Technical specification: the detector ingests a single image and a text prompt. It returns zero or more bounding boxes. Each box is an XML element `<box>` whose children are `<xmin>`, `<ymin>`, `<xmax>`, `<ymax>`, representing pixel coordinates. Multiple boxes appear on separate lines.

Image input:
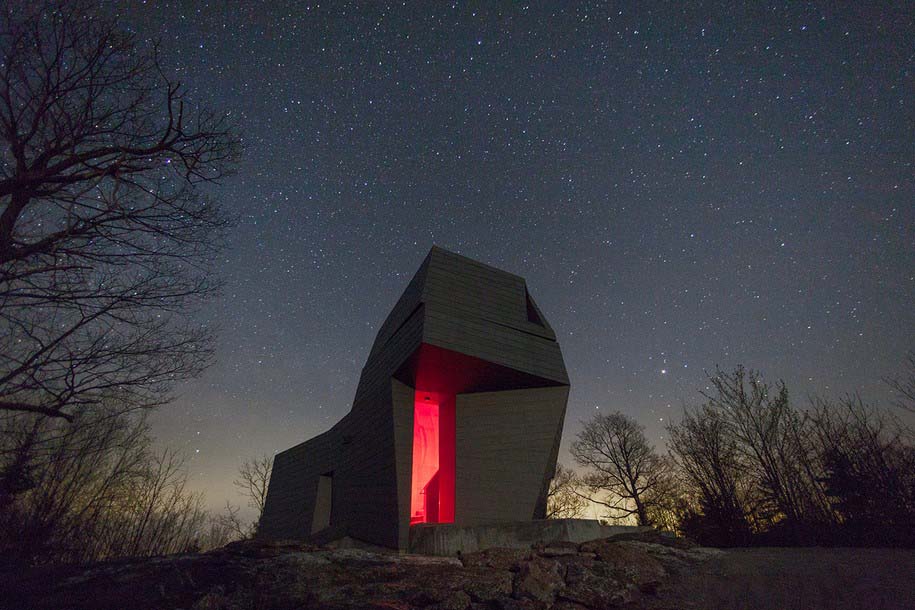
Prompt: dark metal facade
<box><xmin>259</xmin><ymin>247</ymin><xmax>570</xmax><ymax>549</ymax></box>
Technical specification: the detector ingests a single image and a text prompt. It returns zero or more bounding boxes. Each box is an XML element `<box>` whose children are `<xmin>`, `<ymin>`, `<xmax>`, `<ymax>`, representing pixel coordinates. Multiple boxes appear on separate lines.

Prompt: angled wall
<box><xmin>455</xmin><ymin>386</ymin><xmax>569</xmax><ymax>525</ymax></box>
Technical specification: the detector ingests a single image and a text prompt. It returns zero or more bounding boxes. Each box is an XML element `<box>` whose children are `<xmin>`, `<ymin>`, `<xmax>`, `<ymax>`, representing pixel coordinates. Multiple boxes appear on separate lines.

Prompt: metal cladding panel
<box><xmin>454</xmin><ymin>386</ymin><xmax>570</xmax><ymax>526</ymax></box>
<box><xmin>352</xmin><ymin>306</ymin><xmax>424</xmax><ymax>405</ymax></box>
<box><xmin>420</xmin><ymin>248</ymin><xmax>556</xmax><ymax>340</ymax></box>
<box><xmin>367</xmin><ymin>253</ymin><xmax>431</xmax><ymax>360</ymax></box>
<box><xmin>258</xmin><ymin>451</ymin><xmax>307</xmax><ymax>539</ymax></box>
<box><xmin>366</xmin><ymin>246</ymin><xmax>567</xmax><ymax>393</ymax></box>
<box><xmin>334</xmin><ymin>384</ymin><xmax>400</xmax><ymax>548</ymax></box>
<box><xmin>259</xmin><ymin>424</ymin><xmax>342</xmax><ymax>538</ymax></box>
<box><xmin>391</xmin><ymin>378</ymin><xmax>415</xmax><ymax>550</ymax></box>
<box><xmin>422</xmin><ymin>307</ymin><xmax>568</xmax><ymax>385</ymax></box>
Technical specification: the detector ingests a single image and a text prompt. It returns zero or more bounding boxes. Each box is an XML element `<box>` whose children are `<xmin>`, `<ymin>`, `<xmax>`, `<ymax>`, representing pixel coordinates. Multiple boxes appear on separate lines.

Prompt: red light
<box><xmin>410</xmin><ymin>391</ymin><xmax>454</xmax><ymax>524</ymax></box>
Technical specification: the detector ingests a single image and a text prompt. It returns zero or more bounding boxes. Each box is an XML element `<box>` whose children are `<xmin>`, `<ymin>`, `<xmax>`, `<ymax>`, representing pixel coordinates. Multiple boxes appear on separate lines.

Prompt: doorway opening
<box><xmin>410</xmin><ymin>391</ymin><xmax>454</xmax><ymax>524</ymax></box>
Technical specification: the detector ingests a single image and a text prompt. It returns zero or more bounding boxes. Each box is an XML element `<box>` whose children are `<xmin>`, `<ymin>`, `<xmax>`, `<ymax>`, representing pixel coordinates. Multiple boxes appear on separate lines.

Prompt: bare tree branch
<box><xmin>546</xmin><ymin>462</ymin><xmax>587</xmax><ymax>519</ymax></box>
<box><xmin>571</xmin><ymin>410</ymin><xmax>669</xmax><ymax>526</ymax></box>
<box><xmin>885</xmin><ymin>350</ymin><xmax>915</xmax><ymax>413</ymax></box>
<box><xmin>0</xmin><ymin>1</ymin><xmax>241</xmax><ymax>420</ymax></box>
<box><xmin>234</xmin><ymin>453</ymin><xmax>272</xmax><ymax>530</ymax></box>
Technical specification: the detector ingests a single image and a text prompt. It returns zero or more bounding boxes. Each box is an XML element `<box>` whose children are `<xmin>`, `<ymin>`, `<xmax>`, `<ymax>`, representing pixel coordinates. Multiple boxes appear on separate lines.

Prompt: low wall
<box><xmin>409</xmin><ymin>519</ymin><xmax>651</xmax><ymax>556</ymax></box>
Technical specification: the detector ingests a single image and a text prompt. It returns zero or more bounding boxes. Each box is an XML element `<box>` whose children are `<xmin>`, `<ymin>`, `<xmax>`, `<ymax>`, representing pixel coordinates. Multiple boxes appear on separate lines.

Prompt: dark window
<box><xmin>525</xmin><ymin>290</ymin><xmax>544</xmax><ymax>326</ymax></box>
<box><xmin>311</xmin><ymin>473</ymin><xmax>333</xmax><ymax>533</ymax></box>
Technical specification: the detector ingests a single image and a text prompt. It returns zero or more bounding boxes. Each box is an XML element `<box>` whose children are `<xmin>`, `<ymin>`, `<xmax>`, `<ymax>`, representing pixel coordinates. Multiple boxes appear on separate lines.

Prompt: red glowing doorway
<box><xmin>410</xmin><ymin>391</ymin><xmax>455</xmax><ymax>524</ymax></box>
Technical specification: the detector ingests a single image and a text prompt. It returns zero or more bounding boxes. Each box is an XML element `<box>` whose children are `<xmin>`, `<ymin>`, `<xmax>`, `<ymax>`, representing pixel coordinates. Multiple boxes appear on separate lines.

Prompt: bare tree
<box><xmin>120</xmin><ymin>447</ymin><xmax>206</xmax><ymax>558</ymax></box>
<box><xmin>641</xmin><ymin>469</ymin><xmax>689</xmax><ymax>534</ymax></box>
<box><xmin>886</xmin><ymin>350</ymin><xmax>915</xmax><ymax>413</ymax></box>
<box><xmin>198</xmin><ymin>502</ymin><xmax>247</xmax><ymax>551</ymax></box>
<box><xmin>0</xmin><ymin>405</ymin><xmax>216</xmax><ymax>566</ymax></box>
<box><xmin>702</xmin><ymin>367</ymin><xmax>833</xmax><ymax>531</ymax></box>
<box><xmin>808</xmin><ymin>395</ymin><xmax>915</xmax><ymax>534</ymax></box>
<box><xmin>667</xmin><ymin>404</ymin><xmax>753</xmax><ymax>542</ymax></box>
<box><xmin>0</xmin><ymin>1</ymin><xmax>240</xmax><ymax>421</ymax></box>
<box><xmin>214</xmin><ymin>501</ymin><xmax>248</xmax><ymax>540</ymax></box>
<box><xmin>546</xmin><ymin>462</ymin><xmax>587</xmax><ymax>519</ymax></box>
<box><xmin>234</xmin><ymin>454</ymin><xmax>273</xmax><ymax>528</ymax></box>
<box><xmin>660</xmin><ymin>365</ymin><xmax>915</xmax><ymax>545</ymax></box>
<box><xmin>0</xmin><ymin>405</ymin><xmax>149</xmax><ymax>564</ymax></box>
<box><xmin>571</xmin><ymin>411</ymin><xmax>669</xmax><ymax>526</ymax></box>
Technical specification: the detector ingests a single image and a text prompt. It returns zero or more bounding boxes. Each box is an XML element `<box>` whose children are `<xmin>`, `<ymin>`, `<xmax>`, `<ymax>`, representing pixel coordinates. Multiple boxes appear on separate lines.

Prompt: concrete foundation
<box><xmin>409</xmin><ymin>519</ymin><xmax>651</xmax><ymax>556</ymax></box>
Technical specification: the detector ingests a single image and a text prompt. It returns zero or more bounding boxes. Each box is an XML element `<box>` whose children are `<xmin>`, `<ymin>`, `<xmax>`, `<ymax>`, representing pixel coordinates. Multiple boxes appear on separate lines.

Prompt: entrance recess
<box><xmin>410</xmin><ymin>391</ymin><xmax>455</xmax><ymax>524</ymax></box>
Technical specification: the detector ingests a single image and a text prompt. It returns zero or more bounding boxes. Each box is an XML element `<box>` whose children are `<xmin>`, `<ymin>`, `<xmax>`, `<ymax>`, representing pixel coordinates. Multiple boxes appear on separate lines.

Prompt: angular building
<box><xmin>259</xmin><ymin>246</ymin><xmax>570</xmax><ymax>550</ymax></box>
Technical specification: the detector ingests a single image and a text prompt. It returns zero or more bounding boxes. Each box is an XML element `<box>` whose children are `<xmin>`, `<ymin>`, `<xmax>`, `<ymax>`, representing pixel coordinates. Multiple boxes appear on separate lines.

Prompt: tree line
<box><xmin>0</xmin><ymin>401</ymin><xmax>273</xmax><ymax>567</ymax></box>
<box><xmin>549</xmin><ymin>359</ymin><xmax>915</xmax><ymax>547</ymax></box>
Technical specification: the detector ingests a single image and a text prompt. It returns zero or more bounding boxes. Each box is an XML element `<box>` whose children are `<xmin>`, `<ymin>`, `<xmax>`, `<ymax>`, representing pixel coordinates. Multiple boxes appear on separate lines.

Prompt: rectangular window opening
<box><xmin>311</xmin><ymin>473</ymin><xmax>333</xmax><ymax>533</ymax></box>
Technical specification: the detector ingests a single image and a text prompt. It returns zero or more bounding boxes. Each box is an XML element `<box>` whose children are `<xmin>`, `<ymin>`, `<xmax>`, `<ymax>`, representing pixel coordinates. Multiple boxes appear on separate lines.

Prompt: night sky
<box><xmin>120</xmin><ymin>2</ymin><xmax>914</xmax><ymax>514</ymax></box>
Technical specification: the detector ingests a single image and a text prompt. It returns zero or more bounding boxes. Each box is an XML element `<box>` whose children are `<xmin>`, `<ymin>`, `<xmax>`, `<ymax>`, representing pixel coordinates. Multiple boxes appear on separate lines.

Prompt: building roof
<box><xmin>368</xmin><ymin>246</ymin><xmax>569</xmax><ymax>387</ymax></box>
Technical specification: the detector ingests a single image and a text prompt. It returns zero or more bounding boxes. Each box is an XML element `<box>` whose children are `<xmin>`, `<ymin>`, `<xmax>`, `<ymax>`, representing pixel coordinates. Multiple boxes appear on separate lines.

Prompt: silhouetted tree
<box><xmin>234</xmin><ymin>453</ymin><xmax>273</xmax><ymax>533</ymax></box>
<box><xmin>808</xmin><ymin>395</ymin><xmax>915</xmax><ymax>545</ymax></box>
<box><xmin>0</xmin><ymin>405</ymin><xmax>216</xmax><ymax>566</ymax></box>
<box><xmin>571</xmin><ymin>411</ymin><xmax>669</xmax><ymax>526</ymax></box>
<box><xmin>203</xmin><ymin>502</ymin><xmax>248</xmax><ymax>549</ymax></box>
<box><xmin>546</xmin><ymin>462</ymin><xmax>587</xmax><ymax>519</ymax></box>
<box><xmin>121</xmin><ymin>447</ymin><xmax>206</xmax><ymax>558</ymax></box>
<box><xmin>886</xmin><ymin>350</ymin><xmax>915</xmax><ymax>413</ymax></box>
<box><xmin>667</xmin><ymin>404</ymin><xmax>753</xmax><ymax>545</ymax></box>
<box><xmin>703</xmin><ymin>367</ymin><xmax>833</xmax><ymax>538</ymax></box>
<box><xmin>0</xmin><ymin>0</ymin><xmax>240</xmax><ymax>421</ymax></box>
<box><xmin>663</xmin><ymin>366</ymin><xmax>915</xmax><ymax>546</ymax></box>
<box><xmin>640</xmin><ymin>457</ymin><xmax>687</xmax><ymax>533</ymax></box>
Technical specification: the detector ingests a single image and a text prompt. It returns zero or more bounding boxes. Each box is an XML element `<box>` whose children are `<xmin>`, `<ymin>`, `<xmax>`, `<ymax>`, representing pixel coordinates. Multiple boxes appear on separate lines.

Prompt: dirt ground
<box><xmin>643</xmin><ymin>547</ymin><xmax>915</xmax><ymax>610</ymax></box>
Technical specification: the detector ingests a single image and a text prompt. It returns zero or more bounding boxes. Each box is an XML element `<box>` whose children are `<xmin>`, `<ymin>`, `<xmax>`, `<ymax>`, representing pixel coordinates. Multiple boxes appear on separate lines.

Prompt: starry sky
<box><xmin>119</xmin><ymin>2</ymin><xmax>914</xmax><ymax>514</ymax></box>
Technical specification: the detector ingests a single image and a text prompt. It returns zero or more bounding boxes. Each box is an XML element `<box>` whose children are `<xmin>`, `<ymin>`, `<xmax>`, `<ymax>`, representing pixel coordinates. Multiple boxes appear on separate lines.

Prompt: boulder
<box><xmin>459</xmin><ymin>568</ymin><xmax>514</xmax><ymax>603</ymax></box>
<box><xmin>460</xmin><ymin>547</ymin><xmax>531</xmax><ymax>571</ymax></box>
<box><xmin>578</xmin><ymin>538</ymin><xmax>667</xmax><ymax>590</ymax></box>
<box><xmin>535</xmin><ymin>541</ymin><xmax>580</xmax><ymax>558</ymax></box>
<box><xmin>560</xmin><ymin>560</ymin><xmax>633</xmax><ymax>608</ymax></box>
<box><xmin>512</xmin><ymin>557</ymin><xmax>564</xmax><ymax>602</ymax></box>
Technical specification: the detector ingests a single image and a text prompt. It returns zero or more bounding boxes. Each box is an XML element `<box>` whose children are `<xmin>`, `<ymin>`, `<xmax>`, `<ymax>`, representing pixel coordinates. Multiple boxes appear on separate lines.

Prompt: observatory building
<box><xmin>259</xmin><ymin>246</ymin><xmax>570</xmax><ymax>550</ymax></box>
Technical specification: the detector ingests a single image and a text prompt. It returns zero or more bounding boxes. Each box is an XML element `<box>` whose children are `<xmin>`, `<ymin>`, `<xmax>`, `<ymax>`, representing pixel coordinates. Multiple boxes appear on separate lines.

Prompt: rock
<box><xmin>612</xmin><ymin>540</ymin><xmax>722</xmax><ymax>576</ymax></box>
<box><xmin>557</xmin><ymin>541</ymin><xmax>670</xmax><ymax>608</ymax></box>
<box><xmin>494</xmin><ymin>598</ymin><xmax>551</xmax><ymax>609</ymax></box>
<box><xmin>460</xmin><ymin>568</ymin><xmax>514</xmax><ymax>603</ymax></box>
<box><xmin>551</xmin><ymin>602</ymin><xmax>592</xmax><ymax>610</ymax></box>
<box><xmin>578</xmin><ymin>538</ymin><xmax>667</xmax><ymax>590</ymax></box>
<box><xmin>512</xmin><ymin>557</ymin><xmax>564</xmax><ymax>602</ymax></box>
<box><xmin>535</xmin><ymin>541</ymin><xmax>579</xmax><ymax>558</ymax></box>
<box><xmin>560</xmin><ymin>560</ymin><xmax>633</xmax><ymax>608</ymax></box>
<box><xmin>553</xmin><ymin>552</ymin><xmax>595</xmax><ymax>574</ymax></box>
<box><xmin>587</xmin><ymin>529</ymin><xmax>695</xmax><ymax>550</ymax></box>
<box><xmin>191</xmin><ymin>586</ymin><xmax>243</xmax><ymax>610</ymax></box>
<box><xmin>4</xmin><ymin>534</ymin><xmax>711</xmax><ymax>610</ymax></box>
<box><xmin>212</xmin><ymin>537</ymin><xmax>321</xmax><ymax>559</ymax></box>
<box><xmin>460</xmin><ymin>547</ymin><xmax>531</xmax><ymax>571</ymax></box>
<box><xmin>427</xmin><ymin>590</ymin><xmax>472</xmax><ymax>610</ymax></box>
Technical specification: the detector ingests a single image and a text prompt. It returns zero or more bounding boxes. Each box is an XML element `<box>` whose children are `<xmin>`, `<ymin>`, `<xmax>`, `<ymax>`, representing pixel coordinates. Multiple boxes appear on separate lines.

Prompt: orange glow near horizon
<box><xmin>410</xmin><ymin>391</ymin><xmax>455</xmax><ymax>525</ymax></box>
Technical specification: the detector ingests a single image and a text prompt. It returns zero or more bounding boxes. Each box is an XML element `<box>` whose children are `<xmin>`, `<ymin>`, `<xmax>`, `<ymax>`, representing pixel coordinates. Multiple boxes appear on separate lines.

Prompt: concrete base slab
<box><xmin>409</xmin><ymin>519</ymin><xmax>651</xmax><ymax>556</ymax></box>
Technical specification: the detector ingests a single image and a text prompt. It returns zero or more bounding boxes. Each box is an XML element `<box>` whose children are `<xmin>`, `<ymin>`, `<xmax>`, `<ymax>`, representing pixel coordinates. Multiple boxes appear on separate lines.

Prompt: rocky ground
<box><xmin>2</xmin><ymin>531</ymin><xmax>913</xmax><ymax>610</ymax></box>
